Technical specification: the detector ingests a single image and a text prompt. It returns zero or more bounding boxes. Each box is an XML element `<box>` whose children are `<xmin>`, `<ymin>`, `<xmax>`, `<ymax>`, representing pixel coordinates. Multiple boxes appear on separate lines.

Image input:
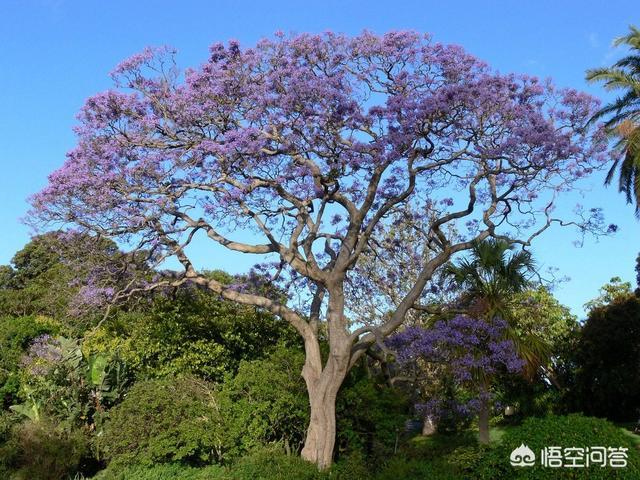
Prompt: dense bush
<box><xmin>226</xmin><ymin>447</ymin><xmax>325</xmax><ymax>480</ymax></box>
<box><xmin>373</xmin><ymin>431</ymin><xmax>480</xmax><ymax>480</ymax></box>
<box><xmin>219</xmin><ymin>345</ymin><xmax>309</xmax><ymax>457</ymax></box>
<box><xmin>0</xmin><ymin>419</ymin><xmax>89</xmax><ymax>480</ymax></box>
<box><xmin>0</xmin><ymin>233</ymin><xmax>136</xmax><ymax>328</ymax></box>
<box><xmin>93</xmin><ymin>463</ymin><xmax>225</xmax><ymax>480</ymax></box>
<box><xmin>572</xmin><ymin>295</ymin><xmax>640</xmax><ymax>421</ymax></box>
<box><xmin>0</xmin><ymin>316</ymin><xmax>58</xmax><ymax>408</ymax></box>
<box><xmin>84</xmin><ymin>281</ymin><xmax>298</xmax><ymax>383</ymax></box>
<box><xmin>0</xmin><ymin>411</ymin><xmax>19</xmax><ymax>478</ymax></box>
<box><xmin>375</xmin><ymin>457</ymin><xmax>463</xmax><ymax>480</ymax></box>
<box><xmin>474</xmin><ymin>414</ymin><xmax>640</xmax><ymax>479</ymax></box>
<box><xmin>99</xmin><ymin>376</ymin><xmax>225</xmax><ymax>467</ymax></box>
<box><xmin>219</xmin><ymin>345</ymin><xmax>410</xmax><ymax>460</ymax></box>
<box><xmin>336</xmin><ymin>366</ymin><xmax>410</xmax><ymax>459</ymax></box>
<box><xmin>497</xmin><ymin>375</ymin><xmax>566</xmax><ymax>420</ymax></box>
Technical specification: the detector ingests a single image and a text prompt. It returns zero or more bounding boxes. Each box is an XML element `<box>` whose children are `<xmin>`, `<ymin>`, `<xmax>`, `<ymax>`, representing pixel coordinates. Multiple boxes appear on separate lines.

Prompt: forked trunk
<box><xmin>299</xmin><ymin>284</ymin><xmax>353</xmax><ymax>470</ymax></box>
<box><xmin>300</xmin><ymin>330</ymin><xmax>351</xmax><ymax>469</ymax></box>
<box><xmin>300</xmin><ymin>377</ymin><xmax>342</xmax><ymax>470</ymax></box>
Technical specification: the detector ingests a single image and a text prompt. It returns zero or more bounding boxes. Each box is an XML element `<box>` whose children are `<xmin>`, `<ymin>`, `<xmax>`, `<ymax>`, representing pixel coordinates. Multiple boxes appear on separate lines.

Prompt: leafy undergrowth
<box><xmin>89</xmin><ymin>416</ymin><xmax>640</xmax><ymax>480</ymax></box>
<box><xmin>376</xmin><ymin>416</ymin><xmax>640</xmax><ymax>480</ymax></box>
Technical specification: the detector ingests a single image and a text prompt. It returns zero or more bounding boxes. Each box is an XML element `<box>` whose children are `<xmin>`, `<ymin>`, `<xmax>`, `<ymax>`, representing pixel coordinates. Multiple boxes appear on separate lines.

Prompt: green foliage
<box><xmin>327</xmin><ymin>452</ymin><xmax>370</xmax><ymax>480</ymax></box>
<box><xmin>92</xmin><ymin>463</ymin><xmax>225</xmax><ymax>480</ymax></box>
<box><xmin>99</xmin><ymin>376</ymin><xmax>225</xmax><ymax>467</ymax></box>
<box><xmin>373</xmin><ymin>432</ymin><xmax>483</xmax><ymax>480</ymax></box>
<box><xmin>90</xmin><ymin>453</ymin><xmax>372</xmax><ymax>480</ymax></box>
<box><xmin>11</xmin><ymin>336</ymin><xmax>131</xmax><ymax>431</ymax></box>
<box><xmin>584</xmin><ymin>277</ymin><xmax>634</xmax><ymax>312</ymax></box>
<box><xmin>474</xmin><ymin>414</ymin><xmax>640</xmax><ymax>479</ymax></box>
<box><xmin>0</xmin><ymin>411</ymin><xmax>19</xmax><ymax>478</ymax></box>
<box><xmin>497</xmin><ymin>285</ymin><xmax>579</xmax><ymax>419</ymax></box>
<box><xmin>0</xmin><ymin>316</ymin><xmax>58</xmax><ymax>408</ymax></box>
<box><xmin>218</xmin><ymin>345</ymin><xmax>408</xmax><ymax>460</ymax></box>
<box><xmin>636</xmin><ymin>252</ymin><xmax>640</xmax><ymax>294</ymax></box>
<box><xmin>444</xmin><ymin>238</ymin><xmax>536</xmax><ymax>318</ymax></box>
<box><xmin>510</xmin><ymin>287</ymin><xmax>578</xmax><ymax>354</ymax></box>
<box><xmin>375</xmin><ymin>457</ymin><xmax>463</xmax><ymax>480</ymax></box>
<box><xmin>84</xmin><ymin>284</ymin><xmax>298</xmax><ymax>382</ymax></box>
<box><xmin>336</xmin><ymin>366</ymin><xmax>410</xmax><ymax>459</ymax></box>
<box><xmin>586</xmin><ymin>25</ymin><xmax>640</xmax><ymax>212</ymax></box>
<box><xmin>0</xmin><ymin>232</ymin><xmax>143</xmax><ymax>330</ymax></box>
<box><xmin>0</xmin><ymin>419</ymin><xmax>89</xmax><ymax>480</ymax></box>
<box><xmin>0</xmin><ymin>233</ymin><xmax>79</xmax><ymax>319</ymax></box>
<box><xmin>226</xmin><ymin>447</ymin><xmax>324</xmax><ymax>480</ymax></box>
<box><xmin>496</xmin><ymin>376</ymin><xmax>565</xmax><ymax>420</ymax></box>
<box><xmin>0</xmin><ymin>265</ymin><xmax>14</xmax><ymax>290</ymax></box>
<box><xmin>219</xmin><ymin>345</ymin><xmax>309</xmax><ymax>457</ymax></box>
<box><xmin>572</xmin><ymin>295</ymin><xmax>640</xmax><ymax>421</ymax></box>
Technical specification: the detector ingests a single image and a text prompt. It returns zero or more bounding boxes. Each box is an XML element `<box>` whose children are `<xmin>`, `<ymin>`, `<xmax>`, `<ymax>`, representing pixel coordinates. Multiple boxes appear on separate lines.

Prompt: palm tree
<box><xmin>586</xmin><ymin>25</ymin><xmax>640</xmax><ymax>215</ymax></box>
<box><xmin>445</xmin><ymin>239</ymin><xmax>535</xmax><ymax>319</ymax></box>
<box><xmin>445</xmin><ymin>239</ymin><xmax>549</xmax><ymax>444</ymax></box>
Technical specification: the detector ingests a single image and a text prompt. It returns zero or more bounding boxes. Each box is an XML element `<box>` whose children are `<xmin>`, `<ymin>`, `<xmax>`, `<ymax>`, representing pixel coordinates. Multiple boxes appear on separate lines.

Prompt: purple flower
<box><xmin>21</xmin><ymin>335</ymin><xmax>63</xmax><ymax>376</ymax></box>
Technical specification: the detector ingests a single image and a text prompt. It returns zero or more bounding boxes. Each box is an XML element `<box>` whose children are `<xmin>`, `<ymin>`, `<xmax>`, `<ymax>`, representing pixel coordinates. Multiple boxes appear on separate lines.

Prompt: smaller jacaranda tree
<box><xmin>389</xmin><ymin>315</ymin><xmax>524</xmax><ymax>441</ymax></box>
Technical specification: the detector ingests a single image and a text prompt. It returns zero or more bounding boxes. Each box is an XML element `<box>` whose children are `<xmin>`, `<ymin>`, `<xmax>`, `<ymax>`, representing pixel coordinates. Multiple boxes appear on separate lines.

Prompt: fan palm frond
<box><xmin>587</xmin><ymin>25</ymin><xmax>640</xmax><ymax>215</ymax></box>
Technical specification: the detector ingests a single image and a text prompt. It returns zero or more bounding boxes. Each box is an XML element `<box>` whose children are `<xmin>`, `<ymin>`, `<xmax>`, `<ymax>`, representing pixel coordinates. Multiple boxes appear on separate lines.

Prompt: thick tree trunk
<box><xmin>300</xmin><ymin>351</ymin><xmax>351</xmax><ymax>469</ymax></box>
<box><xmin>300</xmin><ymin>288</ymin><xmax>351</xmax><ymax>470</ymax></box>
<box><xmin>300</xmin><ymin>377</ymin><xmax>341</xmax><ymax>469</ymax></box>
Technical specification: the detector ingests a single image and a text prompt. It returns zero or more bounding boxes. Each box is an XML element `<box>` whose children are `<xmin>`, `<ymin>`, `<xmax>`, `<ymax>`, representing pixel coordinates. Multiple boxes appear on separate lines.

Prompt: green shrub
<box><xmin>474</xmin><ymin>414</ymin><xmax>640</xmax><ymax>479</ymax></box>
<box><xmin>219</xmin><ymin>346</ymin><xmax>409</xmax><ymax>461</ymax></box>
<box><xmin>92</xmin><ymin>463</ymin><xmax>226</xmax><ymax>480</ymax></box>
<box><xmin>0</xmin><ymin>315</ymin><xmax>58</xmax><ymax>408</ymax></box>
<box><xmin>572</xmin><ymin>295</ymin><xmax>640</xmax><ymax>421</ymax></box>
<box><xmin>373</xmin><ymin>432</ymin><xmax>479</xmax><ymax>480</ymax></box>
<box><xmin>92</xmin><ymin>453</ymin><xmax>374</xmax><ymax>480</ymax></box>
<box><xmin>0</xmin><ymin>419</ymin><xmax>89</xmax><ymax>480</ymax></box>
<box><xmin>219</xmin><ymin>345</ymin><xmax>309</xmax><ymax>457</ymax></box>
<box><xmin>0</xmin><ymin>412</ymin><xmax>20</xmax><ymax>479</ymax></box>
<box><xmin>374</xmin><ymin>457</ymin><xmax>463</xmax><ymax>480</ymax></box>
<box><xmin>226</xmin><ymin>447</ymin><xmax>325</xmax><ymax>480</ymax></box>
<box><xmin>328</xmin><ymin>452</ymin><xmax>372</xmax><ymax>480</ymax></box>
<box><xmin>336</xmin><ymin>367</ymin><xmax>410</xmax><ymax>459</ymax></box>
<box><xmin>84</xmin><ymin>280</ymin><xmax>299</xmax><ymax>383</ymax></box>
<box><xmin>99</xmin><ymin>376</ymin><xmax>226</xmax><ymax>466</ymax></box>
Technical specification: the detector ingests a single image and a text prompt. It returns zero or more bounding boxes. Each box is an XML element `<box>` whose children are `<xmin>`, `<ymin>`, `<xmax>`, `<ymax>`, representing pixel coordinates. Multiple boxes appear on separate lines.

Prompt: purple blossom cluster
<box><xmin>20</xmin><ymin>334</ymin><xmax>63</xmax><ymax>377</ymax></box>
<box><xmin>30</xmin><ymin>31</ymin><xmax>608</xmax><ymax>238</ymax></box>
<box><xmin>390</xmin><ymin>315</ymin><xmax>524</xmax><ymax>380</ymax></box>
<box><xmin>389</xmin><ymin>315</ymin><xmax>524</xmax><ymax>420</ymax></box>
<box><xmin>68</xmin><ymin>285</ymin><xmax>115</xmax><ymax>315</ymax></box>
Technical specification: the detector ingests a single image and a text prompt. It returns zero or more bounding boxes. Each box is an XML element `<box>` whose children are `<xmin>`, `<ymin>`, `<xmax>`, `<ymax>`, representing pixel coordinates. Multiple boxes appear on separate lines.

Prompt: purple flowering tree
<box><xmin>30</xmin><ymin>32</ymin><xmax>609</xmax><ymax>468</ymax></box>
<box><xmin>389</xmin><ymin>315</ymin><xmax>524</xmax><ymax>439</ymax></box>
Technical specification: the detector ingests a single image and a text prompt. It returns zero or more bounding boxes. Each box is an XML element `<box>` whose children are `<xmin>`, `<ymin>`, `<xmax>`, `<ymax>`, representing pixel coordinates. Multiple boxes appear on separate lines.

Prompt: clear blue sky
<box><xmin>0</xmin><ymin>0</ymin><xmax>638</xmax><ymax>318</ymax></box>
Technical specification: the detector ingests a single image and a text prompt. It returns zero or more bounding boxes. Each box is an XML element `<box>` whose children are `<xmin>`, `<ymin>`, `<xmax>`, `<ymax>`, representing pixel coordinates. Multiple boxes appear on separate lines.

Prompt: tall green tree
<box><xmin>573</xmin><ymin>294</ymin><xmax>640</xmax><ymax>421</ymax></box>
<box><xmin>587</xmin><ymin>25</ymin><xmax>640</xmax><ymax>214</ymax></box>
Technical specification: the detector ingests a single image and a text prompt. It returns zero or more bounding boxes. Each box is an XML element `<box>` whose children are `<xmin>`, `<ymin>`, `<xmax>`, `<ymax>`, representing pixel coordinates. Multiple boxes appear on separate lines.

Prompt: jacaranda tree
<box><xmin>389</xmin><ymin>315</ymin><xmax>524</xmax><ymax>440</ymax></box>
<box><xmin>30</xmin><ymin>31</ymin><xmax>609</xmax><ymax>468</ymax></box>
